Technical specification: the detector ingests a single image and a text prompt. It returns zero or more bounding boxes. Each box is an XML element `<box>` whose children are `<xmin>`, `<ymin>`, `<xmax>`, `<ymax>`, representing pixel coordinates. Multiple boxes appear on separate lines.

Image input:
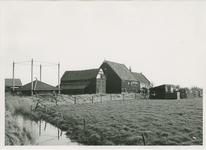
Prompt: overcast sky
<box><xmin>1</xmin><ymin>1</ymin><xmax>206</xmax><ymax>88</ymax></box>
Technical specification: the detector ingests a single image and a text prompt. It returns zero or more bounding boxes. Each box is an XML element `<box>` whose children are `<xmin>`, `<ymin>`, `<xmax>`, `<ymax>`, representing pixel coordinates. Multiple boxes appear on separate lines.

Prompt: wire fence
<box><xmin>32</xmin><ymin>93</ymin><xmax>147</xmax><ymax>106</ymax></box>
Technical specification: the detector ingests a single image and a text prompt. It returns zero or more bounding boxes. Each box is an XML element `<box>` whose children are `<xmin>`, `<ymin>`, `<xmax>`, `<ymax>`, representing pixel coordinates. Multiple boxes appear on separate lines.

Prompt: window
<box><xmin>165</xmin><ymin>86</ymin><xmax>168</xmax><ymax>92</ymax></box>
<box><xmin>171</xmin><ymin>87</ymin><xmax>174</xmax><ymax>93</ymax></box>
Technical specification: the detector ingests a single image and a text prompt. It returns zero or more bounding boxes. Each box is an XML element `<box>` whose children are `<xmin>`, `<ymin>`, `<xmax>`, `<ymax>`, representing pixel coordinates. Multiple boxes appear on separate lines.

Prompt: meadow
<box><xmin>5</xmin><ymin>93</ymin><xmax>203</xmax><ymax>145</ymax></box>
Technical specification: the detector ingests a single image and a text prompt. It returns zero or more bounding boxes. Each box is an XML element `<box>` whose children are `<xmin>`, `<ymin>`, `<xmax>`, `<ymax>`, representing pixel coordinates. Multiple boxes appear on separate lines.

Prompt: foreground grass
<box><xmin>5</xmin><ymin>110</ymin><xmax>36</xmax><ymax>145</ymax></box>
<box><xmin>5</xmin><ymin>93</ymin><xmax>203</xmax><ymax>145</ymax></box>
<box><xmin>5</xmin><ymin>93</ymin><xmax>37</xmax><ymax>145</ymax></box>
<box><xmin>37</xmin><ymin>97</ymin><xmax>203</xmax><ymax>145</ymax></box>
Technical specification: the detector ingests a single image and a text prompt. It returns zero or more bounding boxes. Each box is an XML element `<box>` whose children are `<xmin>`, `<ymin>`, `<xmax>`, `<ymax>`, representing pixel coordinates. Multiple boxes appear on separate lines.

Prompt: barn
<box><xmin>60</xmin><ymin>68</ymin><xmax>106</xmax><ymax>95</ymax></box>
<box><xmin>5</xmin><ymin>78</ymin><xmax>22</xmax><ymax>92</ymax></box>
<box><xmin>15</xmin><ymin>79</ymin><xmax>59</xmax><ymax>95</ymax></box>
<box><xmin>100</xmin><ymin>60</ymin><xmax>138</xmax><ymax>93</ymax></box>
<box><xmin>149</xmin><ymin>84</ymin><xmax>177</xmax><ymax>99</ymax></box>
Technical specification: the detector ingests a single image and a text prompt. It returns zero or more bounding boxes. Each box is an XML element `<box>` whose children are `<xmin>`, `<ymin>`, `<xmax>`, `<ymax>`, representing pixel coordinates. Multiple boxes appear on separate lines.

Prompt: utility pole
<box><xmin>40</xmin><ymin>64</ymin><xmax>42</xmax><ymax>81</ymax></box>
<box><xmin>58</xmin><ymin>62</ymin><xmax>60</xmax><ymax>94</ymax></box>
<box><xmin>12</xmin><ymin>61</ymin><xmax>15</xmax><ymax>91</ymax></box>
<box><xmin>31</xmin><ymin>59</ymin><xmax>33</xmax><ymax>96</ymax></box>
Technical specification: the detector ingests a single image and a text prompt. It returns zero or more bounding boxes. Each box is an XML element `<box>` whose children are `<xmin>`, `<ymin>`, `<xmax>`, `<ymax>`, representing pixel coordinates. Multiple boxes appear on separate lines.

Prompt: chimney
<box><xmin>129</xmin><ymin>66</ymin><xmax>132</xmax><ymax>72</ymax></box>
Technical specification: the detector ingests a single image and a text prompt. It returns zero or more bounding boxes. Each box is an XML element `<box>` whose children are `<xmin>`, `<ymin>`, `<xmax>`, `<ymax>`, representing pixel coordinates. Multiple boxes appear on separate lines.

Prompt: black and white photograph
<box><xmin>1</xmin><ymin>1</ymin><xmax>205</xmax><ymax>148</ymax></box>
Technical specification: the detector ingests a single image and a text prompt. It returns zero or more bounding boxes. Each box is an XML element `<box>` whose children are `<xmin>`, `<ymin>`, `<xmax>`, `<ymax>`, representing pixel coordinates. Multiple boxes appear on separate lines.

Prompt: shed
<box><xmin>5</xmin><ymin>78</ymin><xmax>22</xmax><ymax>92</ymax></box>
<box><xmin>15</xmin><ymin>79</ymin><xmax>59</xmax><ymax>95</ymax></box>
<box><xmin>149</xmin><ymin>84</ymin><xmax>177</xmax><ymax>99</ymax></box>
<box><xmin>60</xmin><ymin>68</ymin><xmax>106</xmax><ymax>95</ymax></box>
<box><xmin>100</xmin><ymin>60</ymin><xmax>138</xmax><ymax>93</ymax></box>
<box><xmin>179</xmin><ymin>88</ymin><xmax>188</xmax><ymax>99</ymax></box>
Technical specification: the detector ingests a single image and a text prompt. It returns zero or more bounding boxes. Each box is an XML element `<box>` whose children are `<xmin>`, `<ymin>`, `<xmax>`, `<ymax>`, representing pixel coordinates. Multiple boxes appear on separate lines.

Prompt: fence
<box><xmin>56</xmin><ymin>93</ymin><xmax>146</xmax><ymax>105</ymax></box>
<box><xmin>30</xmin><ymin>93</ymin><xmax>145</xmax><ymax>114</ymax></box>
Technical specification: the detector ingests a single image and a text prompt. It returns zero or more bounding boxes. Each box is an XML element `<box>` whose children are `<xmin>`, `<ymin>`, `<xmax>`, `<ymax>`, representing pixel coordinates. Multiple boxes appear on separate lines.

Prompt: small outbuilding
<box><xmin>5</xmin><ymin>78</ymin><xmax>22</xmax><ymax>92</ymax></box>
<box><xmin>15</xmin><ymin>79</ymin><xmax>59</xmax><ymax>95</ymax></box>
<box><xmin>179</xmin><ymin>88</ymin><xmax>188</xmax><ymax>99</ymax></box>
<box><xmin>149</xmin><ymin>84</ymin><xmax>177</xmax><ymax>99</ymax></box>
<box><xmin>60</xmin><ymin>68</ymin><xmax>106</xmax><ymax>95</ymax></box>
<box><xmin>100</xmin><ymin>60</ymin><xmax>138</xmax><ymax>93</ymax></box>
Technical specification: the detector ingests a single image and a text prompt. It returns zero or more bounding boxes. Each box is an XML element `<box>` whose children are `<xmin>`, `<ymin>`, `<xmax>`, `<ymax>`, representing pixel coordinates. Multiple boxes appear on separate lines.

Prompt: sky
<box><xmin>1</xmin><ymin>1</ymin><xmax>206</xmax><ymax>88</ymax></box>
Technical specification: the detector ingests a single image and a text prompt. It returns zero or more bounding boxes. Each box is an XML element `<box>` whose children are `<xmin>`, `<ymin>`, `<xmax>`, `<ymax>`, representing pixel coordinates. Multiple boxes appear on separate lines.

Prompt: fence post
<box><xmin>30</xmin><ymin>105</ymin><xmax>32</xmax><ymax>114</ymax></box>
<box><xmin>141</xmin><ymin>133</ymin><xmax>146</xmax><ymax>145</ymax></box>
<box><xmin>123</xmin><ymin>94</ymin><xmax>125</xmax><ymax>101</ymax></box>
<box><xmin>74</xmin><ymin>97</ymin><xmax>77</xmax><ymax>104</ymax></box>
<box><xmin>101</xmin><ymin>95</ymin><xmax>102</xmax><ymax>103</ymax></box>
<box><xmin>60</xmin><ymin>112</ymin><xmax>63</xmax><ymax>120</ymax></box>
<box><xmin>84</xmin><ymin>119</ymin><xmax>86</xmax><ymax>131</ymax></box>
<box><xmin>101</xmin><ymin>134</ymin><xmax>103</xmax><ymax>143</ymax></box>
<box><xmin>55</xmin><ymin>96</ymin><xmax>58</xmax><ymax>106</ymax></box>
<box><xmin>44</xmin><ymin>105</ymin><xmax>47</xmax><ymax>113</ymax></box>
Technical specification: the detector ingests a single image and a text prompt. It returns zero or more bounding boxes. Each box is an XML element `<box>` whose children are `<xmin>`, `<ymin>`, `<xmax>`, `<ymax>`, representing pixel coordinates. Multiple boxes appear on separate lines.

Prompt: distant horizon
<box><xmin>4</xmin><ymin>58</ymin><xmax>204</xmax><ymax>89</ymax></box>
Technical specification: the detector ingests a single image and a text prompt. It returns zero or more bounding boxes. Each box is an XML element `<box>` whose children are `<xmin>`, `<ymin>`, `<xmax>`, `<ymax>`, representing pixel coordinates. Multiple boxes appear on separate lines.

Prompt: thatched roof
<box><xmin>101</xmin><ymin>60</ymin><xmax>137</xmax><ymax>81</ymax></box>
<box><xmin>16</xmin><ymin>80</ymin><xmax>59</xmax><ymax>91</ymax></box>
<box><xmin>61</xmin><ymin>69</ymin><xmax>100</xmax><ymax>81</ymax></box>
<box><xmin>5</xmin><ymin>78</ymin><xmax>22</xmax><ymax>87</ymax></box>
<box><xmin>60</xmin><ymin>82</ymin><xmax>90</xmax><ymax>90</ymax></box>
<box><xmin>132</xmin><ymin>72</ymin><xmax>150</xmax><ymax>84</ymax></box>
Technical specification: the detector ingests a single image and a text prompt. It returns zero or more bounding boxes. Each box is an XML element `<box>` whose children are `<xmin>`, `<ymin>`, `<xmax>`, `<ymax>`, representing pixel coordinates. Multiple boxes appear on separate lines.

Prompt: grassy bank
<box><xmin>5</xmin><ymin>110</ymin><xmax>36</xmax><ymax>145</ymax></box>
<box><xmin>5</xmin><ymin>93</ymin><xmax>203</xmax><ymax>145</ymax></box>
<box><xmin>5</xmin><ymin>93</ymin><xmax>37</xmax><ymax>145</ymax></box>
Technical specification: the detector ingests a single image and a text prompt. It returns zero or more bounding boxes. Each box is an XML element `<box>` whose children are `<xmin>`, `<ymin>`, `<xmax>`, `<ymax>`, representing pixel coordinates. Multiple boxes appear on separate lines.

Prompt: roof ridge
<box><xmin>132</xmin><ymin>72</ymin><xmax>150</xmax><ymax>84</ymax></box>
<box><xmin>65</xmin><ymin>68</ymin><xmax>99</xmax><ymax>72</ymax></box>
<box><xmin>61</xmin><ymin>68</ymin><xmax>100</xmax><ymax>81</ymax></box>
<box><xmin>102</xmin><ymin>60</ymin><xmax>137</xmax><ymax>81</ymax></box>
<box><xmin>131</xmin><ymin>72</ymin><xmax>141</xmax><ymax>82</ymax></box>
<box><xmin>141</xmin><ymin>73</ymin><xmax>150</xmax><ymax>83</ymax></box>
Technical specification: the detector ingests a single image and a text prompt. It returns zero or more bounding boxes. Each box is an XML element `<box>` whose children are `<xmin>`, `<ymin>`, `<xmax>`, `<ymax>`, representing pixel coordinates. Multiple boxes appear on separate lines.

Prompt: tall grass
<box><xmin>5</xmin><ymin>94</ymin><xmax>32</xmax><ymax>115</ymax></box>
<box><xmin>5</xmin><ymin>110</ymin><xmax>36</xmax><ymax>145</ymax></box>
<box><xmin>5</xmin><ymin>93</ymin><xmax>37</xmax><ymax>145</ymax></box>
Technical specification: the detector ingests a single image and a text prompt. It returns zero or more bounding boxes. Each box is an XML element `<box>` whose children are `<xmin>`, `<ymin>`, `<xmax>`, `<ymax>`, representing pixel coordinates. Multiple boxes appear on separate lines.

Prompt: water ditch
<box><xmin>14</xmin><ymin>115</ymin><xmax>79</xmax><ymax>145</ymax></box>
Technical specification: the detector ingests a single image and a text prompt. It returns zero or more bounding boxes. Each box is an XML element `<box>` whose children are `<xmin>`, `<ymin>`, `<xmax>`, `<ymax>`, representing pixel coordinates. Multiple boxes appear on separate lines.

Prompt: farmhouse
<box><xmin>100</xmin><ymin>60</ymin><xmax>138</xmax><ymax>93</ymax></box>
<box><xmin>132</xmin><ymin>71</ymin><xmax>151</xmax><ymax>92</ymax></box>
<box><xmin>149</xmin><ymin>84</ymin><xmax>177</xmax><ymax>99</ymax></box>
<box><xmin>5</xmin><ymin>78</ymin><xmax>22</xmax><ymax>92</ymax></box>
<box><xmin>15</xmin><ymin>79</ymin><xmax>59</xmax><ymax>95</ymax></box>
<box><xmin>60</xmin><ymin>68</ymin><xmax>106</xmax><ymax>95</ymax></box>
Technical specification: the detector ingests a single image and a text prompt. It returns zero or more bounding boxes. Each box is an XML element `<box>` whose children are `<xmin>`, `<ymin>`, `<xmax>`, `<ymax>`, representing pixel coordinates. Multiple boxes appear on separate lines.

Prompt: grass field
<box><xmin>5</xmin><ymin>93</ymin><xmax>203</xmax><ymax>145</ymax></box>
<box><xmin>38</xmin><ymin>96</ymin><xmax>203</xmax><ymax>145</ymax></box>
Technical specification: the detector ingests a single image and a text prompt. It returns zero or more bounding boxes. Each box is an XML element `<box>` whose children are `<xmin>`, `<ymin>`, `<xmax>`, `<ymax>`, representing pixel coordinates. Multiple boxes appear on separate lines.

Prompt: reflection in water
<box><xmin>39</xmin><ymin>120</ymin><xmax>41</xmax><ymax>136</ymax></box>
<box><xmin>14</xmin><ymin>115</ymin><xmax>79</xmax><ymax>145</ymax></box>
<box><xmin>44</xmin><ymin>122</ymin><xmax>47</xmax><ymax>131</ymax></box>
